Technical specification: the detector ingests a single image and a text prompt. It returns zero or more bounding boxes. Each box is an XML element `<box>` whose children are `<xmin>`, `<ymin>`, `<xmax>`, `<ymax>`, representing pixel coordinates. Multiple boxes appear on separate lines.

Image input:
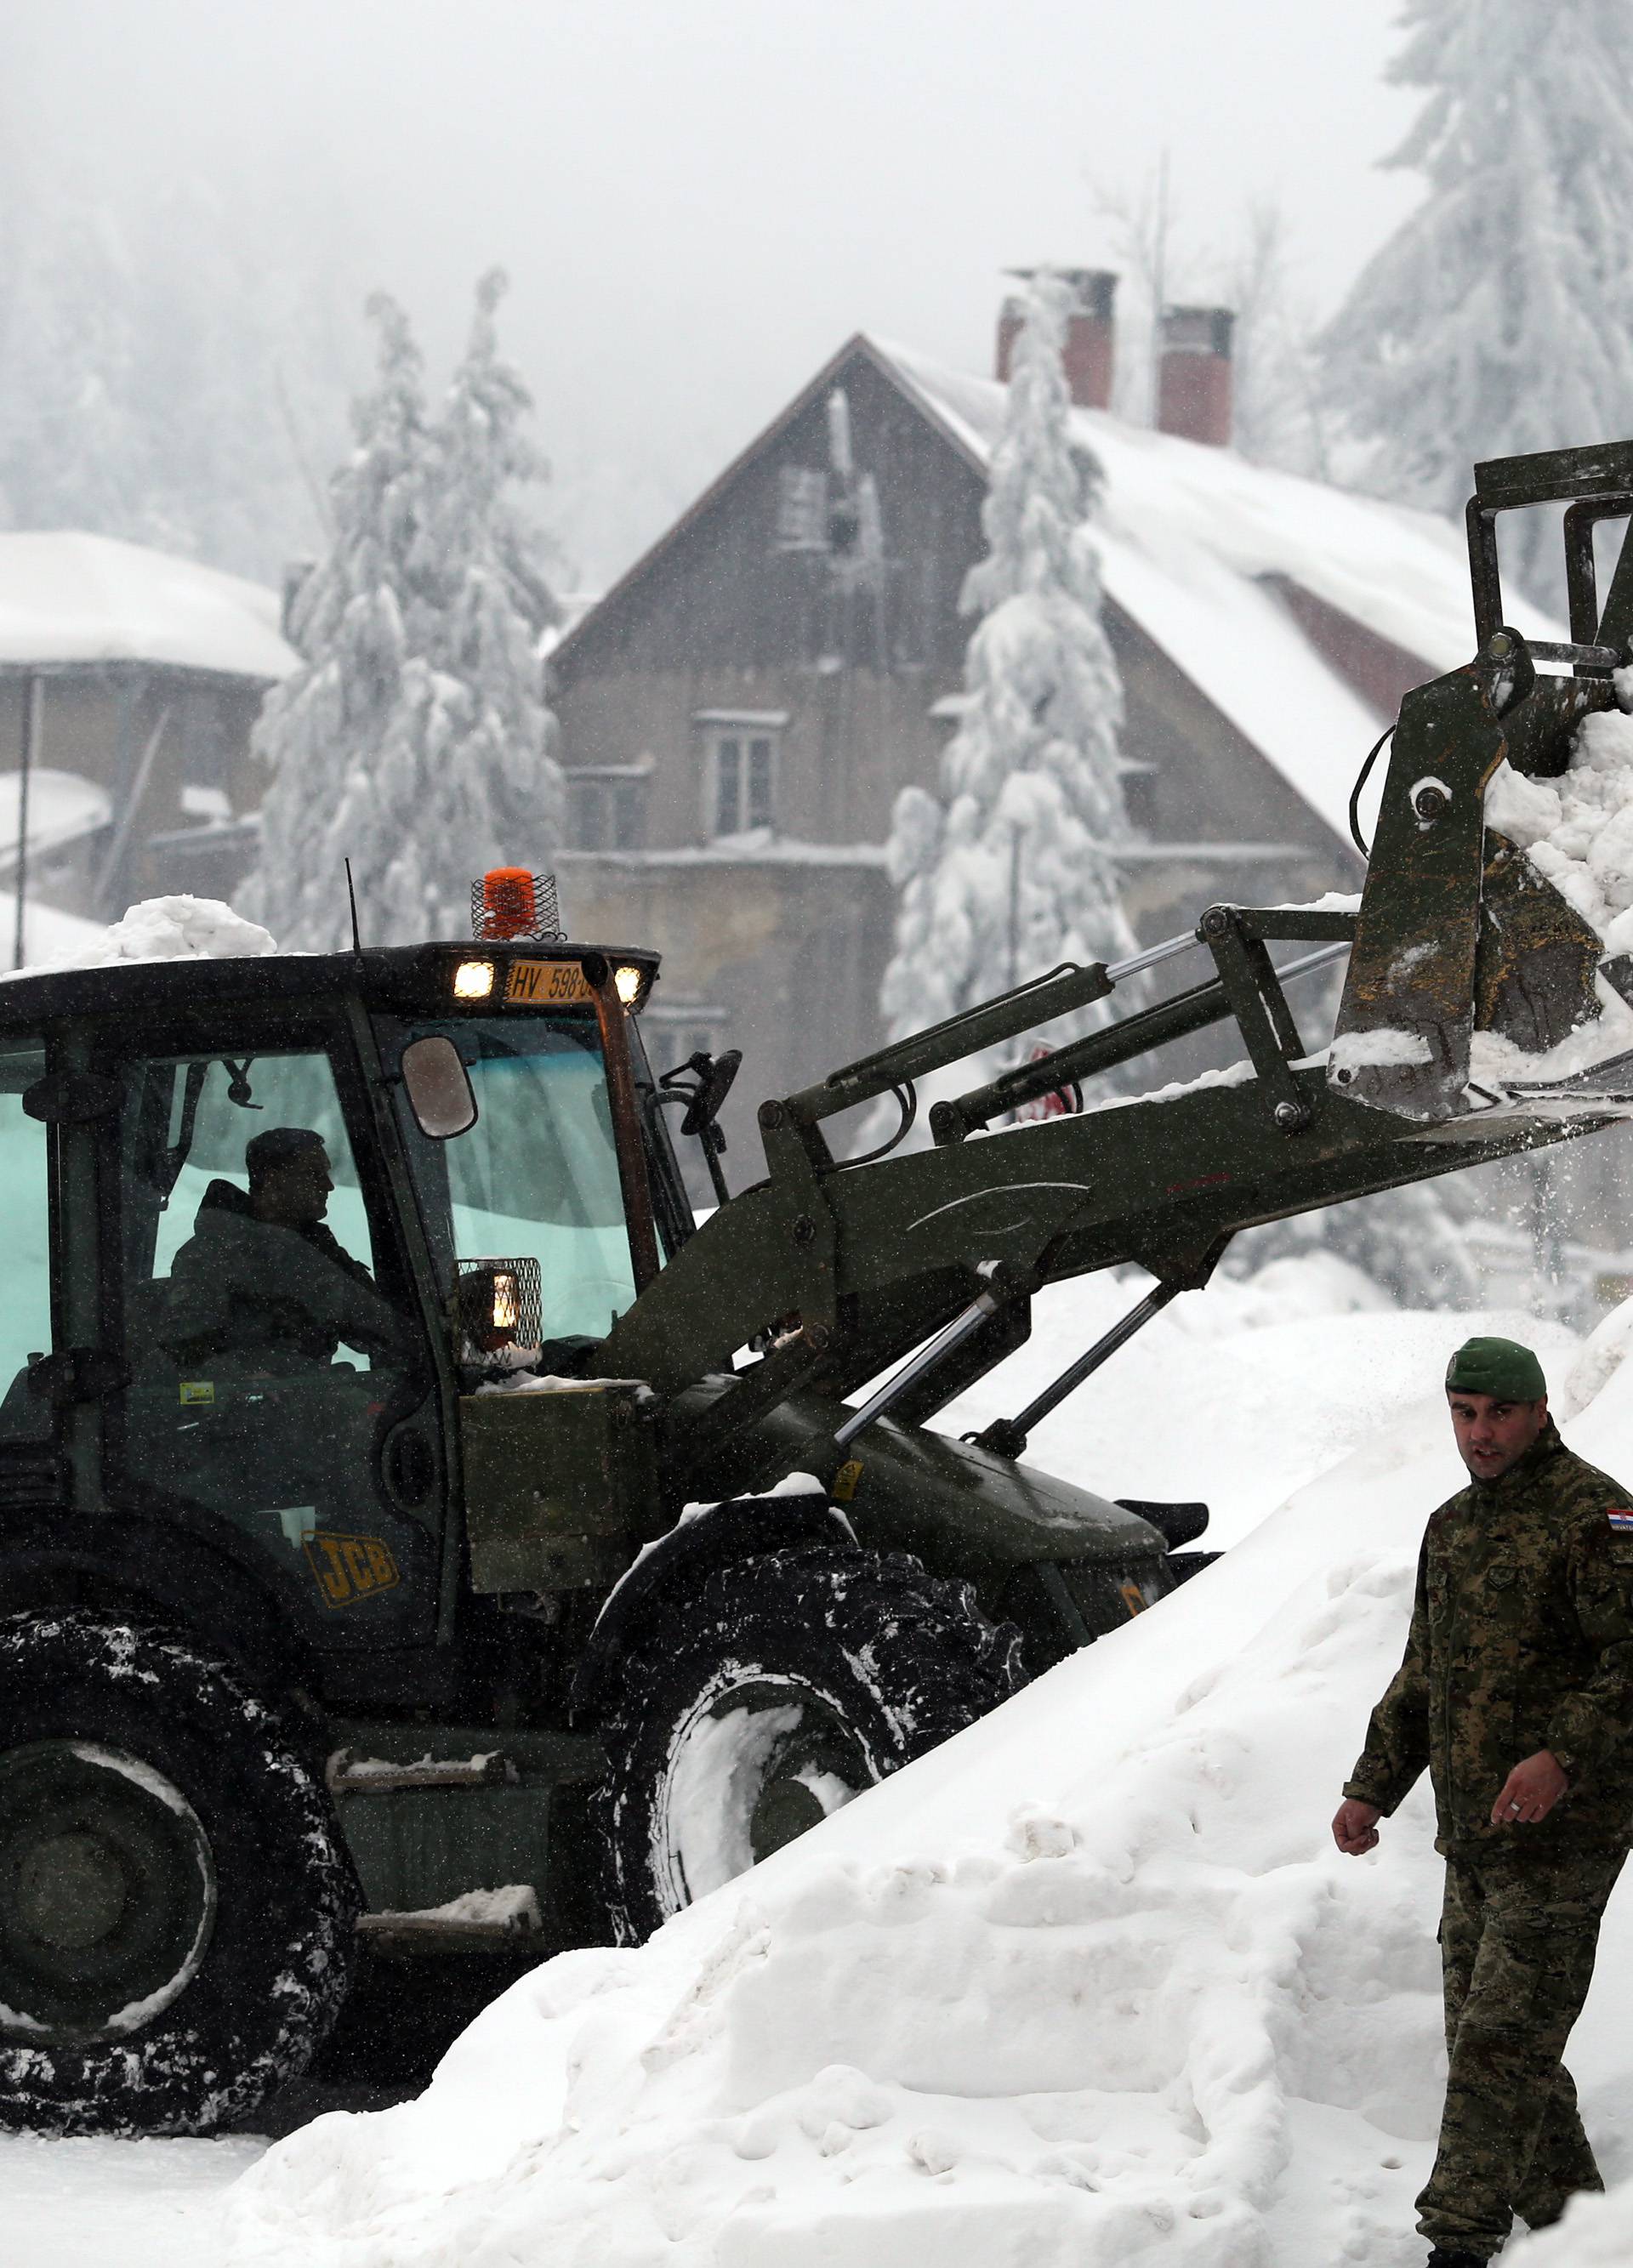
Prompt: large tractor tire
<box><xmin>594</xmin><ymin>1546</ymin><xmax>1023</xmax><ymax>1942</ymax></box>
<box><xmin>0</xmin><ymin>1611</ymin><xmax>358</xmax><ymax>2135</ymax></box>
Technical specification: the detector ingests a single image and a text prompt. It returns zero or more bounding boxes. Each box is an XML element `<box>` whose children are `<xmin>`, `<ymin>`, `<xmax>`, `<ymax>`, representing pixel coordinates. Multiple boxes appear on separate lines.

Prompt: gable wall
<box><xmin>554</xmin><ymin>350</ymin><xmax>988</xmax><ymax>846</ymax></box>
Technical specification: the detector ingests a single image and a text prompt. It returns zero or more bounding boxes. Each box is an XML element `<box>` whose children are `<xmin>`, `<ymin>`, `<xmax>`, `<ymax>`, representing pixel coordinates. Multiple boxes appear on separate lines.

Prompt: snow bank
<box><xmin>1513</xmin><ymin>2176</ymin><xmax>1633</xmax><ymax>2260</ymax></box>
<box><xmin>936</xmin><ymin>1261</ymin><xmax>1577</xmax><ymax>1548</ymax></box>
<box><xmin>227</xmin><ymin>1284</ymin><xmax>1633</xmax><ymax>2268</ymax></box>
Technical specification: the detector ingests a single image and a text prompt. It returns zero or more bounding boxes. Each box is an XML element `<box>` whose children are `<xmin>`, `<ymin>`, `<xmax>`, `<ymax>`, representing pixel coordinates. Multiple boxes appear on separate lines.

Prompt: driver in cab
<box><xmin>162</xmin><ymin>1126</ymin><xmax>406</xmax><ymax>1378</ymax></box>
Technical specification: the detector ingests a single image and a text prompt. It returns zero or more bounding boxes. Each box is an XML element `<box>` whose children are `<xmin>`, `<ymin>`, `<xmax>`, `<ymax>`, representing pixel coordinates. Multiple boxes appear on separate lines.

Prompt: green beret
<box><xmin>1445</xmin><ymin>1335</ymin><xmax>1546</xmax><ymax>1402</ymax></box>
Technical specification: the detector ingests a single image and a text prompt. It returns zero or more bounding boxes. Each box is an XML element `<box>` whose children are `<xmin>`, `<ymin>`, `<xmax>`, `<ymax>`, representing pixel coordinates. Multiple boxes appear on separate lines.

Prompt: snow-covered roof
<box><xmin>874</xmin><ymin>340</ymin><xmax>1563</xmax><ymax>847</ymax></box>
<box><xmin>0</xmin><ymin>532</ymin><xmax>298</xmax><ymax>681</ymax></box>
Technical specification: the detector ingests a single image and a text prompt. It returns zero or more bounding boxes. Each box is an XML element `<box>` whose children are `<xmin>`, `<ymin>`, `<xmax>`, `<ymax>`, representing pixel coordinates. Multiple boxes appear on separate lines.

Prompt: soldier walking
<box><xmin>1332</xmin><ymin>1336</ymin><xmax>1633</xmax><ymax>2265</ymax></box>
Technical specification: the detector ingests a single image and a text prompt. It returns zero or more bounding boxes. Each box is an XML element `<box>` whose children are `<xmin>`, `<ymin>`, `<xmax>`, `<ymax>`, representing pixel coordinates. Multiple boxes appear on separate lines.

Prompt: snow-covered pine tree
<box><xmin>249</xmin><ymin>292</ymin><xmax>430</xmax><ymax>950</ymax></box>
<box><xmin>406</xmin><ymin>268</ymin><xmax>561</xmax><ymax>879</ymax></box>
<box><xmin>1322</xmin><ymin>0</ymin><xmax>1633</xmax><ymax>599</ymax></box>
<box><xmin>880</xmin><ymin>271</ymin><xmax>1135</xmax><ymax>1108</ymax></box>
<box><xmin>253</xmin><ymin>275</ymin><xmax>562</xmax><ymax>950</ymax></box>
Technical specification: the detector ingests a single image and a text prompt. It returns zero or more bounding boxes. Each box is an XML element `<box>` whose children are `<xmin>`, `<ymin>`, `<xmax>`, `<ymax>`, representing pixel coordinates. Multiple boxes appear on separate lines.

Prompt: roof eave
<box><xmin>0</xmin><ymin>656</ymin><xmax>283</xmax><ymax>686</ymax></box>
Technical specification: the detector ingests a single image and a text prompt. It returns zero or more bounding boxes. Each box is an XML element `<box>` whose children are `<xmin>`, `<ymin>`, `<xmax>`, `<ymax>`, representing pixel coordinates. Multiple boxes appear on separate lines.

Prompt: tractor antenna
<box><xmin>344</xmin><ymin>859</ymin><xmax>362</xmax><ymax>954</ymax></box>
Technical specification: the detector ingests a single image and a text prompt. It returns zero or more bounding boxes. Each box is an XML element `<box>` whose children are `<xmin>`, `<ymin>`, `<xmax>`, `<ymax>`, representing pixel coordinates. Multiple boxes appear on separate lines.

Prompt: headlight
<box><xmin>614</xmin><ymin>963</ymin><xmax>645</xmax><ymax>1007</ymax></box>
<box><xmin>453</xmin><ymin>960</ymin><xmax>496</xmax><ymax>1001</ymax></box>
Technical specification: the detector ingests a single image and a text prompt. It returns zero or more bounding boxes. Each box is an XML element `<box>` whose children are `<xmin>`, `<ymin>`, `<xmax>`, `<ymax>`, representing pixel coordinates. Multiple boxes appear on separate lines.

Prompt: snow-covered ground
<box><xmin>13</xmin><ymin>1255</ymin><xmax>1629</xmax><ymax>2266</ymax></box>
<box><xmin>0</xmin><ymin>2134</ymin><xmax>265</xmax><ymax>2266</ymax></box>
<box><xmin>208</xmin><ymin>1278</ymin><xmax>1633</xmax><ymax>2268</ymax></box>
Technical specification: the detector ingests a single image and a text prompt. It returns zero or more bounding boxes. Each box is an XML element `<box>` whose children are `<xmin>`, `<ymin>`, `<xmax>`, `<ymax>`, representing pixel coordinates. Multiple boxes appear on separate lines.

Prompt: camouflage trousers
<box><xmin>1416</xmin><ymin>1843</ymin><xmax>1625</xmax><ymax>2259</ymax></box>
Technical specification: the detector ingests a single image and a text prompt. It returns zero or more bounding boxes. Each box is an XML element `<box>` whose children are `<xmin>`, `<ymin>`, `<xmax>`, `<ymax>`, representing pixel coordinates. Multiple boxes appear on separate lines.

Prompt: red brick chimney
<box><xmin>1156</xmin><ymin>304</ymin><xmax>1235</xmax><ymax>446</ymax></box>
<box><xmin>995</xmin><ymin>269</ymin><xmax>1118</xmax><ymax>411</ymax></box>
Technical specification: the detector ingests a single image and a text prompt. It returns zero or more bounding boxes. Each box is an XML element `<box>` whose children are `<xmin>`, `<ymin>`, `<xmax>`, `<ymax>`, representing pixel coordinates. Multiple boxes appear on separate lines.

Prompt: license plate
<box><xmin>504</xmin><ymin>958</ymin><xmax>594</xmax><ymax>1007</ymax></box>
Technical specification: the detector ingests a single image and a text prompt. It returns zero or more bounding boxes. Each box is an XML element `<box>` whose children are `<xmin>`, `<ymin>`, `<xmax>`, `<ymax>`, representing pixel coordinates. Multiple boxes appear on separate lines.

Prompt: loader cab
<box><xmin>0</xmin><ymin>919</ymin><xmax>677</xmax><ymax>1697</ymax></box>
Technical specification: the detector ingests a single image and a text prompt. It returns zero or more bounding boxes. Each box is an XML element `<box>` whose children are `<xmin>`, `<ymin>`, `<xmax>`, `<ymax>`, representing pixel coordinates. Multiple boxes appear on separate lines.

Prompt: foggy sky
<box><xmin>12</xmin><ymin>2</ymin><xmax>1419</xmax><ymax>585</ymax></box>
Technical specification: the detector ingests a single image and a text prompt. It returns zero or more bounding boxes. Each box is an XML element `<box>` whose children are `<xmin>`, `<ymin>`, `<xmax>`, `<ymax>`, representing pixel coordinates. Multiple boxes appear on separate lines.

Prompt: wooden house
<box><xmin>549</xmin><ymin>277</ymin><xmax>1557</xmax><ymax>1177</ymax></box>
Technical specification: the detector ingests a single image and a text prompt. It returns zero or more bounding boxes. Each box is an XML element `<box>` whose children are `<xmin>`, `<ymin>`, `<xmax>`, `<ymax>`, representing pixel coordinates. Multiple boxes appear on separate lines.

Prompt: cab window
<box><xmin>389</xmin><ymin>1015</ymin><xmax>638</xmax><ymax>1344</ymax></box>
<box><xmin>0</xmin><ymin>1037</ymin><xmax>51</xmax><ymax>1441</ymax></box>
<box><xmin>112</xmin><ymin>1048</ymin><xmax>418</xmax><ymax>1552</ymax></box>
<box><xmin>130</xmin><ymin>1052</ymin><xmax>383</xmax><ymax>1359</ymax></box>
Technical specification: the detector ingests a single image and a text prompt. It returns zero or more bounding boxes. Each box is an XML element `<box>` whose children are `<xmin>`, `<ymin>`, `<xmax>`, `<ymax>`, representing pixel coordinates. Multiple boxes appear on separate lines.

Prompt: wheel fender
<box><xmin>0</xmin><ymin>1506</ymin><xmax>317</xmax><ymax>1702</ymax></box>
<box><xmin>571</xmin><ymin>1492</ymin><xmax>856</xmax><ymax>1725</ymax></box>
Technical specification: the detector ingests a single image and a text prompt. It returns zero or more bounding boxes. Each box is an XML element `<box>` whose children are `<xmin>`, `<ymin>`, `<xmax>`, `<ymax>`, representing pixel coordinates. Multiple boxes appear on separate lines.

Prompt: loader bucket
<box><xmin>1472</xmin><ymin>833</ymin><xmax>1605</xmax><ymax>1059</ymax></box>
<box><xmin>1330</xmin><ymin>437</ymin><xmax>1633</xmax><ymax>1125</ymax></box>
<box><xmin>1328</xmin><ymin>641</ymin><xmax>1618</xmax><ymax>1121</ymax></box>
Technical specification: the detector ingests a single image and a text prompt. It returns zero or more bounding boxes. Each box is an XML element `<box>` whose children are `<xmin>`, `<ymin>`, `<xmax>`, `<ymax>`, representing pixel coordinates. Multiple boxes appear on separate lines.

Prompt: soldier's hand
<box><xmin>1332</xmin><ymin>1797</ymin><xmax>1381</xmax><ymax>1855</ymax></box>
<box><xmin>1491</xmin><ymin>1750</ymin><xmax>1569</xmax><ymax>1827</ymax></box>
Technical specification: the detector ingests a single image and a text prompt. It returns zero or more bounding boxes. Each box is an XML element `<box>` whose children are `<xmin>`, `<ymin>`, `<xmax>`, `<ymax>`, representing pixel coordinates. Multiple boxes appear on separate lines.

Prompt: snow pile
<box><xmin>1515</xmin><ymin>2181</ymin><xmax>1633</xmax><ymax>2262</ymax></box>
<box><xmin>1485</xmin><ymin>709</ymin><xmax>1633</xmax><ymax>952</ymax></box>
<box><xmin>227</xmin><ymin>1297</ymin><xmax>1633</xmax><ymax>2268</ymax></box>
<box><xmin>1461</xmin><ymin>708</ymin><xmax>1633</xmax><ymax>1085</ymax></box>
<box><xmin>40</xmin><ymin>895</ymin><xmax>277</xmax><ymax>971</ymax></box>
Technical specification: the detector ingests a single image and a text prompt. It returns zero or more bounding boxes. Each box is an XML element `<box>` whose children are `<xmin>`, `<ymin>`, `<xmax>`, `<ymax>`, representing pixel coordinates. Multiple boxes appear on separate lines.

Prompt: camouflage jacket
<box><xmin>1345</xmin><ymin>1421</ymin><xmax>1633</xmax><ymax>1851</ymax></box>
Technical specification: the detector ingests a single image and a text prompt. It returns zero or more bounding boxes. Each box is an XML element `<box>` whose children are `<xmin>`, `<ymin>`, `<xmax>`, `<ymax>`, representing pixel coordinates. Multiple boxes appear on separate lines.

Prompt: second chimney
<box><xmin>1156</xmin><ymin>304</ymin><xmax>1235</xmax><ymax>447</ymax></box>
<box><xmin>995</xmin><ymin>268</ymin><xmax>1118</xmax><ymax>411</ymax></box>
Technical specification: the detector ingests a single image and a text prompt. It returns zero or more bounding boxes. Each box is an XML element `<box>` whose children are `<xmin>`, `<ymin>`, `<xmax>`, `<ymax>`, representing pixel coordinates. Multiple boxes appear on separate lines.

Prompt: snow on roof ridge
<box><xmin>0</xmin><ymin>530</ymin><xmax>298</xmax><ymax>679</ymax></box>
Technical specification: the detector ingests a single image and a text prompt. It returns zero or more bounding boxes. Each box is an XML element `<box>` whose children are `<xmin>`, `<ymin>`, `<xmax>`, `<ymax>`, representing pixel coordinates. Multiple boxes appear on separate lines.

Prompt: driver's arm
<box><xmin>280</xmin><ymin>1234</ymin><xmax>411</xmax><ymax>1366</ymax></box>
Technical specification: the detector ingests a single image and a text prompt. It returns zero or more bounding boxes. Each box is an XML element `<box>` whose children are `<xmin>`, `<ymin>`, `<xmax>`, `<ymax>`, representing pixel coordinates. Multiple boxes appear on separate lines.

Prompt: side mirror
<box><xmin>401</xmin><ymin>1036</ymin><xmax>477</xmax><ymax>1140</ymax></box>
<box><xmin>680</xmin><ymin>1048</ymin><xmax>741</xmax><ymax>1139</ymax></box>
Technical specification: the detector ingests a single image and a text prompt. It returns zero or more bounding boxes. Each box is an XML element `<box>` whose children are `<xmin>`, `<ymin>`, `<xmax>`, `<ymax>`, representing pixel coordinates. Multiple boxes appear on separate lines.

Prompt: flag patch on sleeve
<box><xmin>1609</xmin><ymin>1511</ymin><xmax>1633</xmax><ymax>1531</ymax></box>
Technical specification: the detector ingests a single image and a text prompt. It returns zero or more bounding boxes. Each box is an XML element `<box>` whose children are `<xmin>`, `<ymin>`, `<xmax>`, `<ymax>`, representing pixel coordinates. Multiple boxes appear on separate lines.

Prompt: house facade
<box><xmin>549</xmin><ymin>278</ymin><xmax>1551</xmax><ymax>1184</ymax></box>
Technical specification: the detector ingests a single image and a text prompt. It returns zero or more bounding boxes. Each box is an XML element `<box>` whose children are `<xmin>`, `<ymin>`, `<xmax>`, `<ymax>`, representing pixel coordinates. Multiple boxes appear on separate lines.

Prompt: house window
<box><xmin>711</xmin><ymin>733</ymin><xmax>775</xmax><ymax>837</ymax></box>
<box><xmin>567</xmin><ymin>769</ymin><xmax>646</xmax><ymax>851</ymax></box>
<box><xmin>694</xmin><ymin>711</ymin><xmax>787</xmax><ymax>839</ymax></box>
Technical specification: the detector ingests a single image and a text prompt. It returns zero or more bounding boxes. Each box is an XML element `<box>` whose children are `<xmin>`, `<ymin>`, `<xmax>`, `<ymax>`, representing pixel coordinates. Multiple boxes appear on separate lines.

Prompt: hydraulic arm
<box><xmin>597</xmin><ymin>439</ymin><xmax>1633</xmax><ymax>1457</ymax></box>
